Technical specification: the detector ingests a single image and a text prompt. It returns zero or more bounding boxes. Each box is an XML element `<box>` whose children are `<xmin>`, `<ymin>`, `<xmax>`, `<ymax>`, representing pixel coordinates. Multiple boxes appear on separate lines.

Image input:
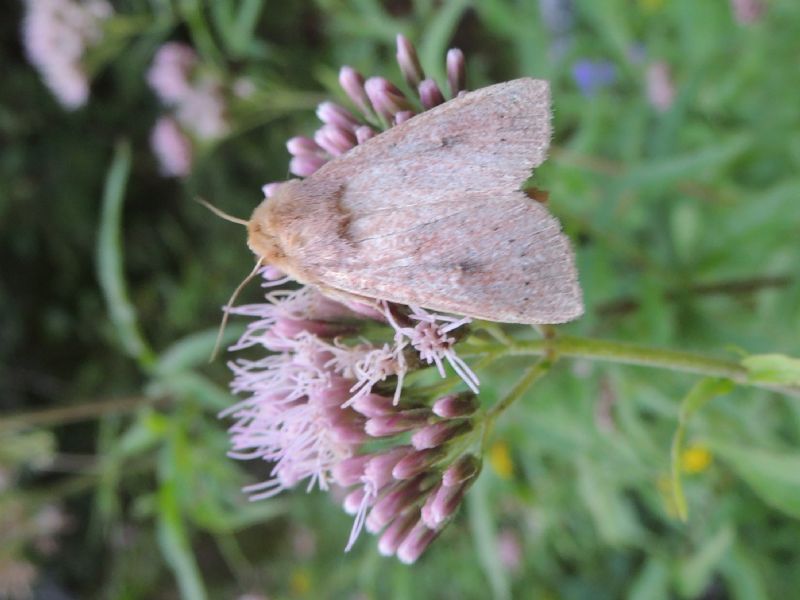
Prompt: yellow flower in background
<box><xmin>681</xmin><ymin>444</ymin><xmax>713</xmax><ymax>474</ymax></box>
<box><xmin>290</xmin><ymin>567</ymin><xmax>311</xmax><ymax>596</ymax></box>
<box><xmin>489</xmin><ymin>441</ymin><xmax>514</xmax><ymax>479</ymax></box>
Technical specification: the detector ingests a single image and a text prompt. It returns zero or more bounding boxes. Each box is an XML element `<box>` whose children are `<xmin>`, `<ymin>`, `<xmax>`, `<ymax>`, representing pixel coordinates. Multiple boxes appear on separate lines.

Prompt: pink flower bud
<box><xmin>367</xmin><ymin>475</ymin><xmax>433</xmax><ymax>533</ymax></box>
<box><xmin>442</xmin><ymin>454</ymin><xmax>481</xmax><ymax>487</ymax></box>
<box><xmin>377</xmin><ymin>510</ymin><xmax>419</xmax><ymax>556</ymax></box>
<box><xmin>645</xmin><ymin>61</ymin><xmax>675</xmax><ymax>113</ymax></box>
<box><xmin>392</xmin><ymin>448</ymin><xmax>445</xmax><ymax>480</ymax></box>
<box><xmin>396</xmin><ymin>34</ymin><xmax>425</xmax><ymax>87</ymax></box>
<box><xmin>428</xmin><ymin>479</ymin><xmax>469</xmax><ymax>526</ymax></box>
<box><xmin>393</xmin><ymin>110</ymin><xmax>415</xmax><ymax>125</ymax></box>
<box><xmin>418</xmin><ymin>78</ymin><xmax>446</xmax><ymax>109</ymax></box>
<box><xmin>355</xmin><ymin>125</ymin><xmax>377</xmax><ymax>145</ymax></box>
<box><xmin>363</xmin><ymin>446</ymin><xmax>412</xmax><ymax>491</ymax></box>
<box><xmin>446</xmin><ymin>48</ymin><xmax>466</xmax><ymax>97</ymax></box>
<box><xmin>289</xmin><ymin>153</ymin><xmax>327</xmax><ymax>177</ymax></box>
<box><xmin>332</xmin><ymin>454</ymin><xmax>371</xmax><ymax>487</ymax></box>
<box><xmin>397</xmin><ymin>521</ymin><xmax>440</xmax><ymax>564</ymax></box>
<box><xmin>316</xmin><ymin>101</ymin><xmax>359</xmax><ymax>130</ymax></box>
<box><xmin>261</xmin><ymin>182</ymin><xmax>282</xmax><ymax>198</ymax></box>
<box><xmin>343</xmin><ymin>487</ymin><xmax>369</xmax><ymax>515</ymax></box>
<box><xmin>314</xmin><ymin>124</ymin><xmax>356</xmax><ymax>156</ymax></box>
<box><xmin>420</xmin><ymin>483</ymin><xmax>440</xmax><ymax>529</ymax></box>
<box><xmin>365</xmin><ymin>408</ymin><xmax>432</xmax><ymax>437</ymax></box>
<box><xmin>286</xmin><ymin>136</ymin><xmax>321</xmax><ymax>156</ymax></box>
<box><xmin>350</xmin><ymin>393</ymin><xmax>396</xmax><ymax>417</ymax></box>
<box><xmin>411</xmin><ymin>420</ymin><xmax>472</xmax><ymax>450</ymax></box>
<box><xmin>432</xmin><ymin>393</ymin><xmax>478</xmax><ymax>418</ymax></box>
<box><xmin>365</xmin><ymin>77</ymin><xmax>413</xmax><ymax>121</ymax></box>
<box><xmin>339</xmin><ymin>66</ymin><xmax>372</xmax><ymax>115</ymax></box>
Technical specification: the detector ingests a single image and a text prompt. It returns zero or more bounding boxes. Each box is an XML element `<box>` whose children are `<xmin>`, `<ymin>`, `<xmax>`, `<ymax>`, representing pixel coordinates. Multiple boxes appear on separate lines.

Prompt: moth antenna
<box><xmin>209</xmin><ymin>259</ymin><xmax>264</xmax><ymax>362</ymax></box>
<box><xmin>195</xmin><ymin>197</ymin><xmax>249</xmax><ymax>226</ymax></box>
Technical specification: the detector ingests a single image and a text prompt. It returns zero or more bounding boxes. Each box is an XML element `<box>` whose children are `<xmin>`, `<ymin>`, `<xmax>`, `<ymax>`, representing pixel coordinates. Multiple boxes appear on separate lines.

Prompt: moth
<box><xmin>247</xmin><ymin>78</ymin><xmax>583</xmax><ymax>324</ymax></box>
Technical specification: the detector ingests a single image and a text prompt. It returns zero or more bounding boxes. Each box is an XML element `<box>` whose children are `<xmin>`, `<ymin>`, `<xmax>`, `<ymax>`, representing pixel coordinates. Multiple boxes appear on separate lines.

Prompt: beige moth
<box><xmin>246</xmin><ymin>78</ymin><xmax>583</xmax><ymax>325</ymax></box>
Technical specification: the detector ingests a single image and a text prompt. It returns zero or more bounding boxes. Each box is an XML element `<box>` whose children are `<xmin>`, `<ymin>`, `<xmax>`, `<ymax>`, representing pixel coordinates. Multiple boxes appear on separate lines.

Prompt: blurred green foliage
<box><xmin>1</xmin><ymin>0</ymin><xmax>800</xmax><ymax>598</ymax></box>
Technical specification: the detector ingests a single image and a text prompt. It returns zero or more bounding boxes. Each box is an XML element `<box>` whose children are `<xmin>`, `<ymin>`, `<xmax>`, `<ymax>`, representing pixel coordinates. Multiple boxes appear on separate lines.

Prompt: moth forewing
<box><xmin>248</xmin><ymin>78</ymin><xmax>584</xmax><ymax>324</ymax></box>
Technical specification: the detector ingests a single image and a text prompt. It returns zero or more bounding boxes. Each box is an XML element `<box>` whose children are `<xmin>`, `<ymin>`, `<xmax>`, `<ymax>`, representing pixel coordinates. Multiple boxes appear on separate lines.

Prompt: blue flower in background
<box><xmin>572</xmin><ymin>59</ymin><xmax>618</xmax><ymax>96</ymax></box>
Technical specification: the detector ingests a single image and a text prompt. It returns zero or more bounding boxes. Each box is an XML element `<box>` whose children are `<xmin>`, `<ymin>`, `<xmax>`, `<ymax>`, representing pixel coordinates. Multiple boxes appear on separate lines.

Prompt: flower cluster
<box><xmin>147</xmin><ymin>42</ymin><xmax>231</xmax><ymax>177</ymax></box>
<box><xmin>225</xmin><ymin>36</ymin><xmax>484</xmax><ymax>562</ymax></box>
<box><xmin>22</xmin><ymin>0</ymin><xmax>112</xmax><ymax>109</ymax></box>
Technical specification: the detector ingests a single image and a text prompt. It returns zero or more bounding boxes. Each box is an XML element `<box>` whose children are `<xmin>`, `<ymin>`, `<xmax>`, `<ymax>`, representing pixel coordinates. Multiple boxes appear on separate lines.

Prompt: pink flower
<box><xmin>645</xmin><ymin>61</ymin><xmax>675</xmax><ymax>112</ymax></box>
<box><xmin>730</xmin><ymin>0</ymin><xmax>765</xmax><ymax>24</ymax></box>
<box><xmin>22</xmin><ymin>0</ymin><xmax>113</xmax><ymax>109</ymax></box>
<box><xmin>224</xmin><ymin>35</ymin><xmax>481</xmax><ymax>563</ymax></box>
<box><xmin>147</xmin><ymin>42</ymin><xmax>231</xmax><ymax>176</ymax></box>
<box><xmin>146</xmin><ymin>42</ymin><xmax>198</xmax><ymax>104</ymax></box>
<box><xmin>150</xmin><ymin>117</ymin><xmax>193</xmax><ymax>178</ymax></box>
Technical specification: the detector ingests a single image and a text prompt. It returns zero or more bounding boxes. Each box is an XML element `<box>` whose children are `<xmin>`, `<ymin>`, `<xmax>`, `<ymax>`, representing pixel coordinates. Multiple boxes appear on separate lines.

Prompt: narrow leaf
<box><xmin>670</xmin><ymin>378</ymin><xmax>733</xmax><ymax>520</ymax></box>
<box><xmin>97</xmin><ymin>140</ymin><xmax>154</xmax><ymax>368</ymax></box>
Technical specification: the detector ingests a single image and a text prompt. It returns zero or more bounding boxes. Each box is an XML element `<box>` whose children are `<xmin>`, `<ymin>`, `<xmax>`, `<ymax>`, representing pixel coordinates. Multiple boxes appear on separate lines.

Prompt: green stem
<box><xmin>462</xmin><ymin>335</ymin><xmax>800</xmax><ymax>398</ymax></box>
<box><xmin>481</xmin><ymin>358</ymin><xmax>552</xmax><ymax>451</ymax></box>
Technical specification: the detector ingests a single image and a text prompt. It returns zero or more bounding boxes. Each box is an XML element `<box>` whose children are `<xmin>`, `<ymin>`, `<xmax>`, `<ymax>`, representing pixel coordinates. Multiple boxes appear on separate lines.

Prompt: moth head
<box><xmin>246</xmin><ymin>181</ymin><xmax>303</xmax><ymax>269</ymax></box>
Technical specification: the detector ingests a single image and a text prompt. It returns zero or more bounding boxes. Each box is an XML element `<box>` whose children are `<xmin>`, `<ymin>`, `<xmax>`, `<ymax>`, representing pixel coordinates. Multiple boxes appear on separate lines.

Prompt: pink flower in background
<box><xmin>731</xmin><ymin>0</ymin><xmax>765</xmax><ymax>24</ymax></box>
<box><xmin>150</xmin><ymin>117</ymin><xmax>193</xmax><ymax>178</ymax></box>
<box><xmin>22</xmin><ymin>0</ymin><xmax>113</xmax><ymax>109</ymax></box>
<box><xmin>147</xmin><ymin>42</ymin><xmax>198</xmax><ymax>103</ymax></box>
<box><xmin>147</xmin><ymin>42</ymin><xmax>231</xmax><ymax>176</ymax></box>
<box><xmin>645</xmin><ymin>61</ymin><xmax>675</xmax><ymax>112</ymax></box>
<box><xmin>224</xmin><ymin>36</ymin><xmax>481</xmax><ymax>562</ymax></box>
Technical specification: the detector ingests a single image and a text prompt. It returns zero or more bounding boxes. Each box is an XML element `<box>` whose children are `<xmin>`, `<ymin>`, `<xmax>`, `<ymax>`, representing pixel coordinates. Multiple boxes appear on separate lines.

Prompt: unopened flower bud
<box><xmin>446</xmin><ymin>48</ymin><xmax>466</xmax><ymax>97</ymax></box>
<box><xmin>432</xmin><ymin>392</ymin><xmax>478</xmax><ymax>418</ymax></box>
<box><xmin>396</xmin><ymin>34</ymin><xmax>425</xmax><ymax>87</ymax></box>
<box><xmin>339</xmin><ymin>66</ymin><xmax>372</xmax><ymax>115</ymax></box>
<box><xmin>392</xmin><ymin>448</ymin><xmax>445</xmax><ymax>480</ymax></box>
<box><xmin>364</xmin><ymin>446</ymin><xmax>412</xmax><ymax>490</ymax></box>
<box><xmin>397</xmin><ymin>520</ymin><xmax>440</xmax><ymax>564</ymax></box>
<box><xmin>365</xmin><ymin>77</ymin><xmax>413</xmax><ymax>121</ymax></box>
<box><xmin>332</xmin><ymin>454</ymin><xmax>371</xmax><ymax>487</ymax></box>
<box><xmin>350</xmin><ymin>393</ymin><xmax>396</xmax><ymax>417</ymax></box>
<box><xmin>394</xmin><ymin>110</ymin><xmax>415</xmax><ymax>125</ymax></box>
<box><xmin>316</xmin><ymin>101</ymin><xmax>359</xmax><ymax>130</ymax></box>
<box><xmin>377</xmin><ymin>510</ymin><xmax>419</xmax><ymax>556</ymax></box>
<box><xmin>365</xmin><ymin>408</ymin><xmax>432</xmax><ymax>438</ymax></box>
<box><xmin>366</xmin><ymin>475</ymin><xmax>433</xmax><ymax>533</ymax></box>
<box><xmin>289</xmin><ymin>153</ymin><xmax>327</xmax><ymax>177</ymax></box>
<box><xmin>418</xmin><ymin>79</ymin><xmax>445</xmax><ymax>109</ymax></box>
<box><xmin>286</xmin><ymin>135</ymin><xmax>321</xmax><ymax>156</ymax></box>
<box><xmin>411</xmin><ymin>419</ymin><xmax>472</xmax><ymax>450</ymax></box>
<box><xmin>442</xmin><ymin>454</ymin><xmax>481</xmax><ymax>487</ymax></box>
<box><xmin>314</xmin><ymin>124</ymin><xmax>356</xmax><ymax>156</ymax></box>
<box><xmin>355</xmin><ymin>125</ymin><xmax>377</xmax><ymax>144</ymax></box>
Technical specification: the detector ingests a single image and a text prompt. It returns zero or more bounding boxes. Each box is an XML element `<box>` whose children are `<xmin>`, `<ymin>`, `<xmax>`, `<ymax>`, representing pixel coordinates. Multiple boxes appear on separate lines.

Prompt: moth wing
<box><xmin>310</xmin><ymin>78</ymin><xmax>552</xmax><ymax>224</ymax></box>
<box><xmin>277</xmin><ymin>77</ymin><xmax>582</xmax><ymax>323</ymax></box>
<box><xmin>312</xmin><ymin>190</ymin><xmax>582</xmax><ymax>324</ymax></box>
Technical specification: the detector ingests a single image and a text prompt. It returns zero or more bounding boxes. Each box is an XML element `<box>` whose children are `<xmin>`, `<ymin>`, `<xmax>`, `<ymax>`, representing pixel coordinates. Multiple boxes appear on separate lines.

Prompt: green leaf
<box><xmin>97</xmin><ymin>140</ymin><xmax>154</xmax><ymax>369</ymax></box>
<box><xmin>155</xmin><ymin>326</ymin><xmax>244</xmax><ymax>376</ymax></box>
<box><xmin>742</xmin><ymin>353</ymin><xmax>800</xmax><ymax>385</ymax></box>
<box><xmin>628</xmin><ymin>557</ymin><xmax>670</xmax><ymax>600</ymax></box>
<box><xmin>676</xmin><ymin>526</ymin><xmax>734</xmax><ymax>598</ymax></box>
<box><xmin>620</xmin><ymin>134</ymin><xmax>750</xmax><ymax>190</ymax></box>
<box><xmin>418</xmin><ymin>0</ymin><xmax>472</xmax><ymax>84</ymax></box>
<box><xmin>709</xmin><ymin>440</ymin><xmax>800</xmax><ymax>519</ymax></box>
<box><xmin>670</xmin><ymin>378</ymin><xmax>733</xmax><ymax>521</ymax></box>
<box><xmin>468</xmin><ymin>475</ymin><xmax>511</xmax><ymax>600</ymax></box>
<box><xmin>157</xmin><ymin>442</ymin><xmax>207</xmax><ymax>600</ymax></box>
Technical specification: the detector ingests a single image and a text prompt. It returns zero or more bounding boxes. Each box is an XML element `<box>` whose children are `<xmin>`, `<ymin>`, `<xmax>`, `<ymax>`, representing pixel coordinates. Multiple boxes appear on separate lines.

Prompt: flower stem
<box><xmin>481</xmin><ymin>358</ymin><xmax>552</xmax><ymax>451</ymax></box>
<box><xmin>462</xmin><ymin>335</ymin><xmax>800</xmax><ymax>398</ymax></box>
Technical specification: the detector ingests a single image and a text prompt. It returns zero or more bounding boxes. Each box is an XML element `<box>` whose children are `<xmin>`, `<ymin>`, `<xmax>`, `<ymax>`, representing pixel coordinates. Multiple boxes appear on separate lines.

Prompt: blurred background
<box><xmin>2</xmin><ymin>0</ymin><xmax>800</xmax><ymax>598</ymax></box>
